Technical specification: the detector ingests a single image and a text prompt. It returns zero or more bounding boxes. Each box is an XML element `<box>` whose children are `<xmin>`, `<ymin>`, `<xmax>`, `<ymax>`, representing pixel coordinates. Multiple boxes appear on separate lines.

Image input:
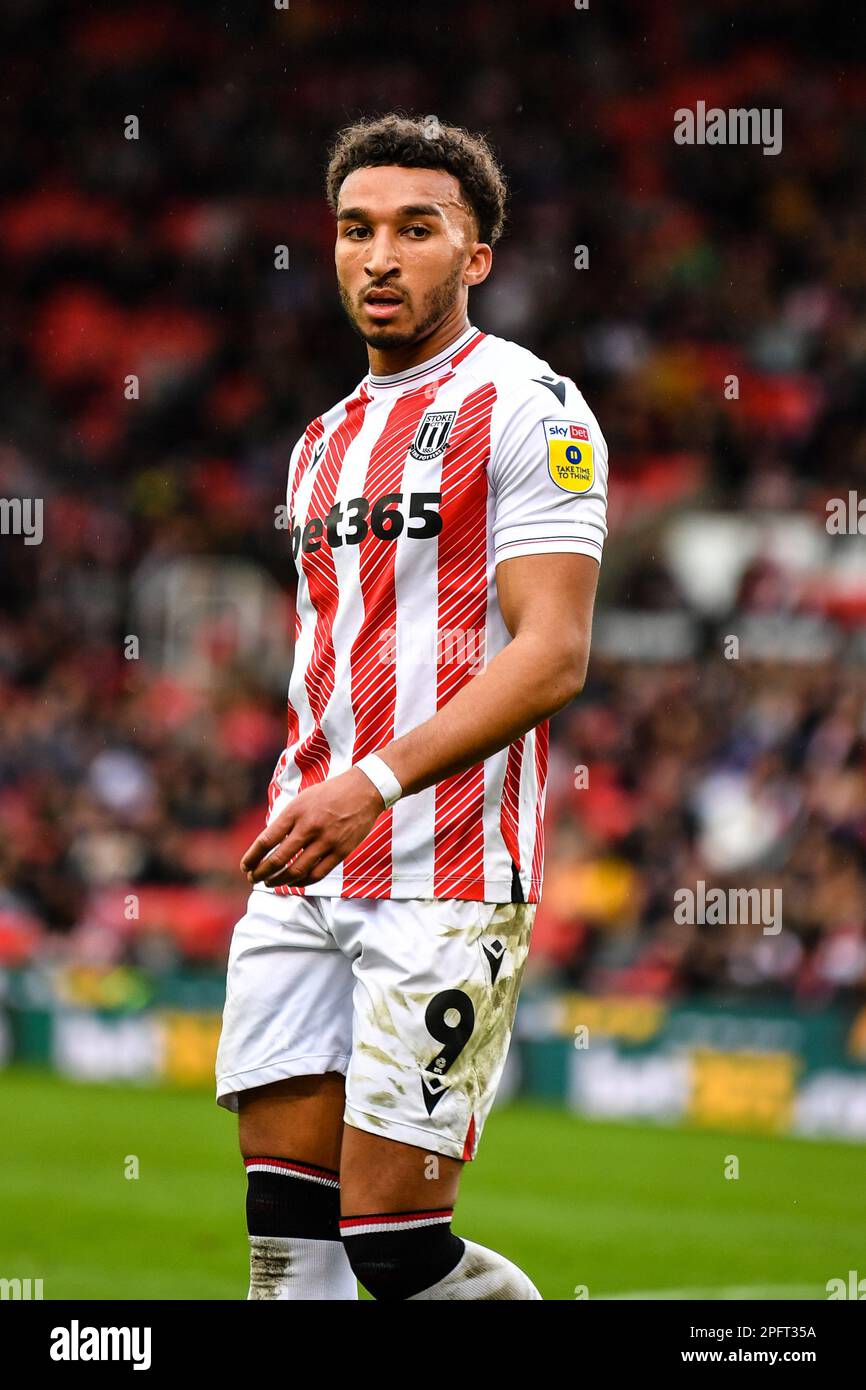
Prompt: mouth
<box><xmin>364</xmin><ymin>292</ymin><xmax>404</xmax><ymax>320</ymax></box>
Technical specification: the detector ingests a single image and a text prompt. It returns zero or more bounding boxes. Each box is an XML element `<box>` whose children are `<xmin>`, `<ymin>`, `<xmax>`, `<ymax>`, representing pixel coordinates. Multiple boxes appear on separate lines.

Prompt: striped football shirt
<box><xmin>258</xmin><ymin>322</ymin><xmax>608</xmax><ymax>903</ymax></box>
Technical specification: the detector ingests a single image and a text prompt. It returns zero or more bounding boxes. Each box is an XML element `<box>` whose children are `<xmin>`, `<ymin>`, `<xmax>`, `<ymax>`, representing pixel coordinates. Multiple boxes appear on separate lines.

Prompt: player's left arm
<box><xmin>364</xmin><ymin>546</ymin><xmax>600</xmax><ymax>786</ymax></box>
<box><xmin>242</xmin><ymin>379</ymin><xmax>608</xmax><ymax>888</ymax></box>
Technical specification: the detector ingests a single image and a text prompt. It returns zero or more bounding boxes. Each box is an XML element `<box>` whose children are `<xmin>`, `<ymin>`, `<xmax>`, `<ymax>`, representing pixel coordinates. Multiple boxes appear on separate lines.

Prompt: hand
<box><xmin>240</xmin><ymin>767</ymin><xmax>387</xmax><ymax>889</ymax></box>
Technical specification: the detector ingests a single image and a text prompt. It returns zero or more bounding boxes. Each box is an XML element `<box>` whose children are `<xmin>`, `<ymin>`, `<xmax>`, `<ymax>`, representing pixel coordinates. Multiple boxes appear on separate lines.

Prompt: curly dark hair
<box><xmin>325</xmin><ymin>112</ymin><xmax>509</xmax><ymax>247</ymax></box>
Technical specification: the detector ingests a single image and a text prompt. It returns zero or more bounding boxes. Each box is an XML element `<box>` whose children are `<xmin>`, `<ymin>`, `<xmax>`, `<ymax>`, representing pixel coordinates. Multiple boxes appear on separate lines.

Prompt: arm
<box><xmin>241</xmin><ymin>551</ymin><xmax>599</xmax><ymax>888</ymax></box>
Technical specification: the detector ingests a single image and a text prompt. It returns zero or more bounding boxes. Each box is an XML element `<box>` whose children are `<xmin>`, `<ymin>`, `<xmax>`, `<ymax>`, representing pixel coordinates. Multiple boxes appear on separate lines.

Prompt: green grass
<box><xmin>1</xmin><ymin>1067</ymin><xmax>863</xmax><ymax>1300</ymax></box>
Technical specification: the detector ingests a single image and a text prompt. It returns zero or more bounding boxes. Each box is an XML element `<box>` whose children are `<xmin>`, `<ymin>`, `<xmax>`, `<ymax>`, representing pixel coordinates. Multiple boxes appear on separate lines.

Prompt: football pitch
<box><xmin>1</xmin><ymin>1067</ymin><xmax>862</xmax><ymax>1301</ymax></box>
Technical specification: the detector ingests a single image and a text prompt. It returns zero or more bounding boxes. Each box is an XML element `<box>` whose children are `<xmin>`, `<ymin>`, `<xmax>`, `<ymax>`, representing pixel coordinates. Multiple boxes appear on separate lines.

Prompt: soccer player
<box><xmin>215</xmin><ymin>112</ymin><xmax>609</xmax><ymax>1300</ymax></box>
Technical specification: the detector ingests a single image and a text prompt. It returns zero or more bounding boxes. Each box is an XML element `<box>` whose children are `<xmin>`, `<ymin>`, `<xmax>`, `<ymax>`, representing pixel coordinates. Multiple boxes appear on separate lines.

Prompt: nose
<box><xmin>363</xmin><ymin>228</ymin><xmax>401</xmax><ymax>282</ymax></box>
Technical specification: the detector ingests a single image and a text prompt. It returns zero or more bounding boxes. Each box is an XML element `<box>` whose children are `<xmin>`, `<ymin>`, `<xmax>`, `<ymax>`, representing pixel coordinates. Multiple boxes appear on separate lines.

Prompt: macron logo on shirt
<box><xmin>532</xmin><ymin>375</ymin><xmax>567</xmax><ymax>405</ymax></box>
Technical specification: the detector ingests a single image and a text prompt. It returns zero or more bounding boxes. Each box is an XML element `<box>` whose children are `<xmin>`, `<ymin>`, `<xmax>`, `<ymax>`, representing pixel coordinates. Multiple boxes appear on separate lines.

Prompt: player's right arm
<box><xmin>241</xmin><ymin>377</ymin><xmax>609</xmax><ymax>888</ymax></box>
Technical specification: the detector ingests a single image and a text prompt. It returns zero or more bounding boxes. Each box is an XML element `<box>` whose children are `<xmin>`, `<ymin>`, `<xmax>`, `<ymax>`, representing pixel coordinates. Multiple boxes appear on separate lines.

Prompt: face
<box><xmin>334</xmin><ymin>164</ymin><xmax>492</xmax><ymax>351</ymax></box>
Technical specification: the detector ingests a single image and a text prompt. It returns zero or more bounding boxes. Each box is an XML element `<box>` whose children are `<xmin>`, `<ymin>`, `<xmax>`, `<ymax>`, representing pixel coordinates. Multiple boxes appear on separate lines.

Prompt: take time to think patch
<box><xmin>543</xmin><ymin>420</ymin><xmax>594</xmax><ymax>493</ymax></box>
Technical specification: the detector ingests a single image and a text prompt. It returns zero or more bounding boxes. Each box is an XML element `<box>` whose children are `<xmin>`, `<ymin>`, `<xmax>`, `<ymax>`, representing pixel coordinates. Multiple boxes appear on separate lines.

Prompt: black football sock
<box><xmin>245</xmin><ymin>1157</ymin><xmax>358</xmax><ymax>1300</ymax></box>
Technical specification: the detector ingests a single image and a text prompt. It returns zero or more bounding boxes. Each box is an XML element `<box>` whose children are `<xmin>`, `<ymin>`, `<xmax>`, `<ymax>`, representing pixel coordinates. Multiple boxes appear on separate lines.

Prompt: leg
<box><xmin>238</xmin><ymin>1072</ymin><xmax>358</xmax><ymax>1300</ymax></box>
<box><xmin>334</xmin><ymin>897</ymin><xmax>542</xmax><ymax>1299</ymax></box>
<box><xmin>338</xmin><ymin>1123</ymin><xmax>463</xmax><ymax>1213</ymax></box>
<box><xmin>339</xmin><ymin>1126</ymin><xmax>540</xmax><ymax>1300</ymax></box>
<box><xmin>215</xmin><ymin>891</ymin><xmax>357</xmax><ymax>1299</ymax></box>
<box><xmin>238</xmin><ymin>1071</ymin><xmax>345</xmax><ymax>1171</ymax></box>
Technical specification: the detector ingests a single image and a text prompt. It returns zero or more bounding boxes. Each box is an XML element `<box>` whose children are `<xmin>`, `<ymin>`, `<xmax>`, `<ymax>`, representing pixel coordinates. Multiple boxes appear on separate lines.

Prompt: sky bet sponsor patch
<box><xmin>543</xmin><ymin>420</ymin><xmax>594</xmax><ymax>493</ymax></box>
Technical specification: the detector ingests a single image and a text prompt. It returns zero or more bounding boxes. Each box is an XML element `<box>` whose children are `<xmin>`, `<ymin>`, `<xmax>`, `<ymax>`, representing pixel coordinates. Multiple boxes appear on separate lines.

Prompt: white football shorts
<box><xmin>215</xmin><ymin>887</ymin><xmax>535</xmax><ymax>1162</ymax></box>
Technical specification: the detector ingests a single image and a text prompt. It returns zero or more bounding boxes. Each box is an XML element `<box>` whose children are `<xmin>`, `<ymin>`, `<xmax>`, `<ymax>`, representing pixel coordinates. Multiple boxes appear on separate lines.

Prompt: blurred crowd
<box><xmin>535</xmin><ymin>657</ymin><xmax>866</xmax><ymax>1003</ymax></box>
<box><xmin>1</xmin><ymin>0</ymin><xmax>865</xmax><ymax>1001</ymax></box>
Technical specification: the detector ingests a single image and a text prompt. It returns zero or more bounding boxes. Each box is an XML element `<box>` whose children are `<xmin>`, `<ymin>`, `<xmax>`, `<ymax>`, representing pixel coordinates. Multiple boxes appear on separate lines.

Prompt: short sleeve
<box><xmin>489</xmin><ymin>378</ymin><xmax>609</xmax><ymax>567</ymax></box>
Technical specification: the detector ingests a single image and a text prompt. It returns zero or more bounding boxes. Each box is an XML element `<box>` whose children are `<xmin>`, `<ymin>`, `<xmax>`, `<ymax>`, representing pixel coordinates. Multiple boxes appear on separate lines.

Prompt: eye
<box><xmin>404</xmin><ymin>224</ymin><xmax>431</xmax><ymax>237</ymax></box>
<box><xmin>344</xmin><ymin>226</ymin><xmax>370</xmax><ymax>239</ymax></box>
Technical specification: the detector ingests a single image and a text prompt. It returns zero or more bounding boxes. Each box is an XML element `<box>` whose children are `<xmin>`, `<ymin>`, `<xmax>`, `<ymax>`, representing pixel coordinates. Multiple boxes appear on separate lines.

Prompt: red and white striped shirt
<box><xmin>261</xmin><ymin>322</ymin><xmax>608</xmax><ymax>903</ymax></box>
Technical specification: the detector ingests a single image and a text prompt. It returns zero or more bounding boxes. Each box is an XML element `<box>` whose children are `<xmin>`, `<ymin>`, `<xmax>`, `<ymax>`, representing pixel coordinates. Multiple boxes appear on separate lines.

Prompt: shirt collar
<box><xmin>363</xmin><ymin>323</ymin><xmax>482</xmax><ymax>395</ymax></box>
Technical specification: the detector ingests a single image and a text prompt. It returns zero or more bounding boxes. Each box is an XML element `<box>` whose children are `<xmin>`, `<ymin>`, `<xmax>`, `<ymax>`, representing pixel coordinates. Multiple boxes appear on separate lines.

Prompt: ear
<box><xmin>464</xmin><ymin>241</ymin><xmax>493</xmax><ymax>288</ymax></box>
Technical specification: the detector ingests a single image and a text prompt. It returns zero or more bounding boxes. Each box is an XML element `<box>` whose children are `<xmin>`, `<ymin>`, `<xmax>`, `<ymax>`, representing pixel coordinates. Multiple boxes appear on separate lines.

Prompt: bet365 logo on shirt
<box><xmin>543</xmin><ymin>420</ymin><xmax>594</xmax><ymax>493</ymax></box>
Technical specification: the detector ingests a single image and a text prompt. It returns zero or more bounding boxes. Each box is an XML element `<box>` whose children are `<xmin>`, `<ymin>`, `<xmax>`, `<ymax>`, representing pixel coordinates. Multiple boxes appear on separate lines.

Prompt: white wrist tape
<box><xmin>354</xmin><ymin>753</ymin><xmax>403</xmax><ymax>809</ymax></box>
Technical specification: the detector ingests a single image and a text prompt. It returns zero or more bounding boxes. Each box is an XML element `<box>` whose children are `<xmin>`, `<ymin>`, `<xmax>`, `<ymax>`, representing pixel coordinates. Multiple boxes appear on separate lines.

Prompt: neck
<box><xmin>366</xmin><ymin>309</ymin><xmax>471</xmax><ymax>377</ymax></box>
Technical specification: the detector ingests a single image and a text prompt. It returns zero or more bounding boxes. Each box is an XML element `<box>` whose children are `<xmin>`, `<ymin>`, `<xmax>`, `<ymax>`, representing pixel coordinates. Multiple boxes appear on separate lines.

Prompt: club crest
<box><xmin>409</xmin><ymin>410</ymin><xmax>457</xmax><ymax>461</ymax></box>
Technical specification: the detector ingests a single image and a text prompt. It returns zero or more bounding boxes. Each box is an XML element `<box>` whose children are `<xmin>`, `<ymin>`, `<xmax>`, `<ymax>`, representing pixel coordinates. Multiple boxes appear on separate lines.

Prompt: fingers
<box><xmin>258</xmin><ymin>840</ymin><xmax>315</xmax><ymax>887</ymax></box>
<box><xmin>239</xmin><ymin>783</ymin><xmax>363</xmax><ymax>887</ymax></box>
<box><xmin>240</xmin><ymin>807</ymin><xmax>297</xmax><ymax>873</ymax></box>
<box><xmin>260</xmin><ymin>845</ymin><xmax>341</xmax><ymax>889</ymax></box>
<box><xmin>247</xmin><ymin>827</ymin><xmax>309</xmax><ymax>884</ymax></box>
<box><xmin>241</xmin><ymin>835</ymin><xmax>274</xmax><ymax>873</ymax></box>
<box><xmin>304</xmin><ymin>852</ymin><xmax>342</xmax><ymax>884</ymax></box>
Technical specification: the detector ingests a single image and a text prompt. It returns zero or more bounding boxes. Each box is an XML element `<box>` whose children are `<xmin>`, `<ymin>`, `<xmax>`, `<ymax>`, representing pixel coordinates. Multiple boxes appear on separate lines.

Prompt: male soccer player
<box><xmin>215</xmin><ymin>112</ymin><xmax>609</xmax><ymax>1300</ymax></box>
